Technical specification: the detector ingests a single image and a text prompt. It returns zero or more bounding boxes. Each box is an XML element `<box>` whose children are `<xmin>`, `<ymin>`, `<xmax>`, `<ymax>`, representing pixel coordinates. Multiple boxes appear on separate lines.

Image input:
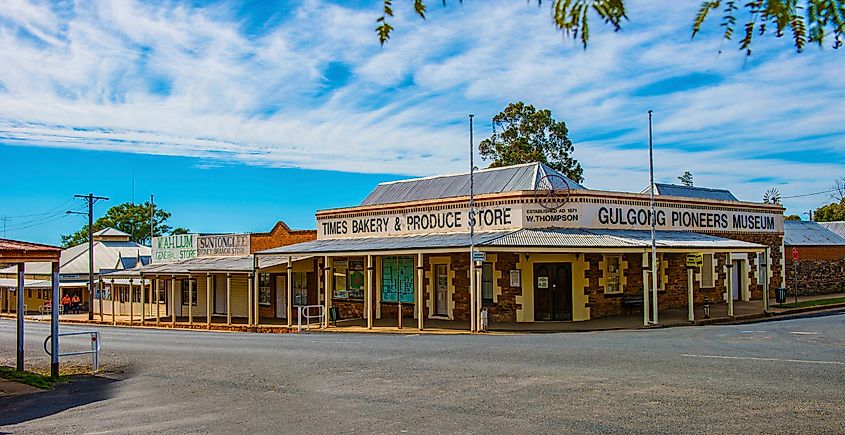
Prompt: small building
<box><xmin>257</xmin><ymin>162</ymin><xmax>785</xmax><ymax>331</ymax></box>
<box><xmin>0</xmin><ymin>228</ymin><xmax>149</xmax><ymax>312</ymax></box>
<box><xmin>783</xmin><ymin>220</ymin><xmax>845</xmax><ymax>296</ymax></box>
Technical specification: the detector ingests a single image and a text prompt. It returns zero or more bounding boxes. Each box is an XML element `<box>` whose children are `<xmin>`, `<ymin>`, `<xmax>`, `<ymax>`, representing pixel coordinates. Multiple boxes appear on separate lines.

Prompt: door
<box><xmin>214</xmin><ymin>275</ymin><xmax>226</xmax><ymax>314</ymax></box>
<box><xmin>732</xmin><ymin>260</ymin><xmax>742</xmax><ymax>300</ymax></box>
<box><xmin>275</xmin><ymin>275</ymin><xmax>286</xmax><ymax>319</ymax></box>
<box><xmin>435</xmin><ymin>264</ymin><xmax>448</xmax><ymax>316</ymax></box>
<box><xmin>534</xmin><ymin>263</ymin><xmax>572</xmax><ymax>321</ymax></box>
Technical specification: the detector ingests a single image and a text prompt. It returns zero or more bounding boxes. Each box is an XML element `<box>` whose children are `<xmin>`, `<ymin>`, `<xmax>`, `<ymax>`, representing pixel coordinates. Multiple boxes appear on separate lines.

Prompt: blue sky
<box><xmin>1</xmin><ymin>0</ymin><xmax>843</xmax><ymax>245</ymax></box>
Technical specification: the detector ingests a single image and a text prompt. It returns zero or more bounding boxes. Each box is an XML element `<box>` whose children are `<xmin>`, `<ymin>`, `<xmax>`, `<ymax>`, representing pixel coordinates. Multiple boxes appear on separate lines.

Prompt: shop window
<box><xmin>292</xmin><ymin>272</ymin><xmax>308</xmax><ymax>306</ymax></box>
<box><xmin>382</xmin><ymin>256</ymin><xmax>415</xmax><ymax>303</ymax></box>
<box><xmin>604</xmin><ymin>255</ymin><xmax>623</xmax><ymax>294</ymax></box>
<box><xmin>332</xmin><ymin>259</ymin><xmax>365</xmax><ymax>300</ymax></box>
<box><xmin>481</xmin><ymin>262</ymin><xmax>494</xmax><ymax>305</ymax></box>
<box><xmin>333</xmin><ymin>260</ymin><xmax>348</xmax><ymax>299</ymax></box>
<box><xmin>258</xmin><ymin>273</ymin><xmax>272</xmax><ymax>306</ymax></box>
<box><xmin>701</xmin><ymin>254</ymin><xmax>715</xmax><ymax>288</ymax></box>
<box><xmin>180</xmin><ymin>279</ymin><xmax>197</xmax><ymax>306</ymax></box>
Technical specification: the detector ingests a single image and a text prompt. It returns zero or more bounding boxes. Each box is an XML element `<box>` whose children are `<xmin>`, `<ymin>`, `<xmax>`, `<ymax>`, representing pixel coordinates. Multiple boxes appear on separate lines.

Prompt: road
<box><xmin>1</xmin><ymin>314</ymin><xmax>844</xmax><ymax>434</ymax></box>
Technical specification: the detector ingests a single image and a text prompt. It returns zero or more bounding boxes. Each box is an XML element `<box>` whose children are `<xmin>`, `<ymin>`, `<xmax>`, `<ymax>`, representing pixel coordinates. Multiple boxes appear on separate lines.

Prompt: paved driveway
<box><xmin>1</xmin><ymin>314</ymin><xmax>844</xmax><ymax>434</ymax></box>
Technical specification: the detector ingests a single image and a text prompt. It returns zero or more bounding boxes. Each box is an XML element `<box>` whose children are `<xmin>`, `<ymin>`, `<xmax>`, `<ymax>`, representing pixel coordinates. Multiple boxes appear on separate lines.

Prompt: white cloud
<box><xmin>0</xmin><ymin>0</ymin><xmax>842</xmax><ymax>216</ymax></box>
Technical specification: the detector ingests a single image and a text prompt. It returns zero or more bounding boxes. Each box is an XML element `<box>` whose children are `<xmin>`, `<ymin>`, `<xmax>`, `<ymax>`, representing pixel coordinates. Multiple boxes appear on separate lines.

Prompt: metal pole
<box><xmin>469</xmin><ymin>113</ymin><xmax>476</xmax><ymax>332</ymax></box>
<box><xmin>648</xmin><ymin>110</ymin><xmax>658</xmax><ymax>325</ymax></box>
<box><xmin>51</xmin><ymin>261</ymin><xmax>60</xmax><ymax>378</ymax></box>
<box><xmin>87</xmin><ymin>194</ymin><xmax>94</xmax><ymax>320</ymax></box>
<box><xmin>16</xmin><ymin>263</ymin><xmax>24</xmax><ymax>371</ymax></box>
<box><xmin>417</xmin><ymin>253</ymin><xmax>424</xmax><ymax>331</ymax></box>
<box><xmin>794</xmin><ymin>259</ymin><xmax>798</xmax><ymax>305</ymax></box>
<box><xmin>763</xmin><ymin>248</ymin><xmax>770</xmax><ymax>312</ymax></box>
<box><xmin>366</xmin><ymin>255</ymin><xmax>373</xmax><ymax>330</ymax></box>
<box><xmin>287</xmin><ymin>256</ymin><xmax>293</xmax><ymax>328</ymax></box>
<box><xmin>687</xmin><ymin>266</ymin><xmax>694</xmax><ymax>322</ymax></box>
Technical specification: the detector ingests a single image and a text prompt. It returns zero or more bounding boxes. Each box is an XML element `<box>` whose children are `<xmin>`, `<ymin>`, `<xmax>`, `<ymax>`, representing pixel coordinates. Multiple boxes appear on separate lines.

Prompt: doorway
<box><xmin>534</xmin><ymin>263</ymin><xmax>572</xmax><ymax>321</ymax></box>
<box><xmin>434</xmin><ymin>264</ymin><xmax>448</xmax><ymax>317</ymax></box>
<box><xmin>275</xmin><ymin>275</ymin><xmax>286</xmax><ymax>319</ymax></box>
<box><xmin>731</xmin><ymin>260</ymin><xmax>743</xmax><ymax>300</ymax></box>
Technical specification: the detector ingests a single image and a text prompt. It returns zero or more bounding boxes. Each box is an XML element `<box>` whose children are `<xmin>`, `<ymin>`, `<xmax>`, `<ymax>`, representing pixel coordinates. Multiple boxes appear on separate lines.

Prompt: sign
<box><xmin>317</xmin><ymin>196</ymin><xmax>783</xmax><ymax>240</ymax></box>
<box><xmin>197</xmin><ymin>234</ymin><xmax>250</xmax><ymax>257</ymax></box>
<box><xmin>509</xmin><ymin>269</ymin><xmax>521</xmax><ymax>287</ymax></box>
<box><xmin>686</xmin><ymin>252</ymin><xmax>704</xmax><ymax>268</ymax></box>
<box><xmin>792</xmin><ymin>247</ymin><xmax>798</xmax><ymax>261</ymax></box>
<box><xmin>537</xmin><ymin>277</ymin><xmax>549</xmax><ymax>289</ymax></box>
<box><xmin>152</xmin><ymin>234</ymin><xmax>197</xmax><ymax>263</ymax></box>
<box><xmin>472</xmin><ymin>251</ymin><xmax>486</xmax><ymax>262</ymax></box>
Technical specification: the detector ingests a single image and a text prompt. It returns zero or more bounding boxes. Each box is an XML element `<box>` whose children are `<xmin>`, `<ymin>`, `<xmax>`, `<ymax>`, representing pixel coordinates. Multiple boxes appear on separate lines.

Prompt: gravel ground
<box><xmin>1</xmin><ymin>313</ymin><xmax>844</xmax><ymax>434</ymax></box>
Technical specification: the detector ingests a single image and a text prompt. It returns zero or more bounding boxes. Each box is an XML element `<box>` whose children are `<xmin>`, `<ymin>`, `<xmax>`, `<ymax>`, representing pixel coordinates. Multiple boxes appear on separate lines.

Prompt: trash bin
<box><xmin>775</xmin><ymin>287</ymin><xmax>787</xmax><ymax>304</ymax></box>
<box><xmin>328</xmin><ymin>307</ymin><xmax>339</xmax><ymax>326</ymax></box>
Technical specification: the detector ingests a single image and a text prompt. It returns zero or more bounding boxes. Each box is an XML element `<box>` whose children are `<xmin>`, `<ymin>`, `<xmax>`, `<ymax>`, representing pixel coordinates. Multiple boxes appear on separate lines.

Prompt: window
<box><xmin>27</xmin><ymin>289</ymin><xmax>32</xmax><ymax>298</ymax></box>
<box><xmin>292</xmin><ymin>272</ymin><xmax>308</xmax><ymax>306</ymax></box>
<box><xmin>701</xmin><ymin>254</ymin><xmax>715</xmax><ymax>288</ymax></box>
<box><xmin>347</xmin><ymin>260</ymin><xmax>365</xmax><ymax>299</ymax></box>
<box><xmin>481</xmin><ymin>262</ymin><xmax>494</xmax><ymax>305</ymax></box>
<box><xmin>258</xmin><ymin>273</ymin><xmax>272</xmax><ymax>306</ymax></box>
<box><xmin>604</xmin><ymin>255</ymin><xmax>623</xmax><ymax>294</ymax></box>
<box><xmin>381</xmin><ymin>256</ymin><xmax>415</xmax><ymax>303</ymax></box>
<box><xmin>333</xmin><ymin>260</ymin><xmax>348</xmax><ymax>299</ymax></box>
<box><xmin>180</xmin><ymin>279</ymin><xmax>197</xmax><ymax>306</ymax></box>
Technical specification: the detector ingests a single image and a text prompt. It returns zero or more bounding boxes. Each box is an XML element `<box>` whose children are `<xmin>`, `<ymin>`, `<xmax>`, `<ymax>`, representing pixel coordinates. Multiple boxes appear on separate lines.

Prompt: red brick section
<box><xmin>249</xmin><ymin>221</ymin><xmax>316</xmax><ymax>253</ymax></box>
<box><xmin>784</xmin><ymin>245</ymin><xmax>845</xmax><ymax>296</ymax></box>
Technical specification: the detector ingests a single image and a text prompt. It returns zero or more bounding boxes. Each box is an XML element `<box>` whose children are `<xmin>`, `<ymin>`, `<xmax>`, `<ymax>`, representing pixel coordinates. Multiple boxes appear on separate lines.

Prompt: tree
<box><xmin>785</xmin><ymin>214</ymin><xmax>803</xmax><ymax>220</ymax></box>
<box><xmin>763</xmin><ymin>187</ymin><xmax>782</xmax><ymax>205</ymax></box>
<box><xmin>377</xmin><ymin>1</ymin><xmax>845</xmax><ymax>54</ymax></box>
<box><xmin>479</xmin><ymin>102</ymin><xmax>584</xmax><ymax>183</ymax></box>
<box><xmin>61</xmin><ymin>202</ymin><xmax>187</xmax><ymax>248</ymax></box>
<box><xmin>810</xmin><ymin>178</ymin><xmax>845</xmax><ymax>222</ymax></box>
<box><xmin>678</xmin><ymin>171</ymin><xmax>694</xmax><ymax>187</ymax></box>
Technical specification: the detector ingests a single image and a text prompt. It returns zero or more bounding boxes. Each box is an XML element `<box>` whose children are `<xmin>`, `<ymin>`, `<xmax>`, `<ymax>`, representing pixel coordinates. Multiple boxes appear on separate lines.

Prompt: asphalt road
<box><xmin>1</xmin><ymin>314</ymin><xmax>844</xmax><ymax>434</ymax></box>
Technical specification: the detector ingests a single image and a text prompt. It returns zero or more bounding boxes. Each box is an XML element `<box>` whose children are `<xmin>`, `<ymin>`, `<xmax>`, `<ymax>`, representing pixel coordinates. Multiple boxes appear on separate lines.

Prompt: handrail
<box><xmin>297</xmin><ymin>305</ymin><xmax>325</xmax><ymax>332</ymax></box>
<box><xmin>44</xmin><ymin>331</ymin><xmax>100</xmax><ymax>373</ymax></box>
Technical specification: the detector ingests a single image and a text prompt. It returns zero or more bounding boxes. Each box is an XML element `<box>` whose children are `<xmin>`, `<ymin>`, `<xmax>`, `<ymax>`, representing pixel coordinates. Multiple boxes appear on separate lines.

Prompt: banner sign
<box><xmin>152</xmin><ymin>234</ymin><xmax>197</xmax><ymax>263</ymax></box>
<box><xmin>197</xmin><ymin>234</ymin><xmax>250</xmax><ymax>257</ymax></box>
<box><xmin>317</xmin><ymin>199</ymin><xmax>783</xmax><ymax>239</ymax></box>
<box><xmin>686</xmin><ymin>252</ymin><xmax>704</xmax><ymax>267</ymax></box>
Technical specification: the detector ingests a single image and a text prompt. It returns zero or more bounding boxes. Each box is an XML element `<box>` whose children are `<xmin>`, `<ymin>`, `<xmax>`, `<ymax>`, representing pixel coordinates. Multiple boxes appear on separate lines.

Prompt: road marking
<box><xmin>682</xmin><ymin>354</ymin><xmax>844</xmax><ymax>365</ymax></box>
<box><xmin>739</xmin><ymin>330</ymin><xmax>765</xmax><ymax>333</ymax></box>
<box><xmin>789</xmin><ymin>331</ymin><xmax>819</xmax><ymax>335</ymax></box>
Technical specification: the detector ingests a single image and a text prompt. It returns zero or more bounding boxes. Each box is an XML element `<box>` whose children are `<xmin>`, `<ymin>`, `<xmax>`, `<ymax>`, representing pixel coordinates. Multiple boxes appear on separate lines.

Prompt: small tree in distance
<box><xmin>678</xmin><ymin>171</ymin><xmax>694</xmax><ymax>187</ymax></box>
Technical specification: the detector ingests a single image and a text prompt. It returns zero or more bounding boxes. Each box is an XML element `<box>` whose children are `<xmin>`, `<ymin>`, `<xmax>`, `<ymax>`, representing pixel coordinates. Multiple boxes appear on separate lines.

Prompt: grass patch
<box><xmin>775</xmin><ymin>296</ymin><xmax>845</xmax><ymax>309</ymax></box>
<box><xmin>0</xmin><ymin>366</ymin><xmax>65</xmax><ymax>389</ymax></box>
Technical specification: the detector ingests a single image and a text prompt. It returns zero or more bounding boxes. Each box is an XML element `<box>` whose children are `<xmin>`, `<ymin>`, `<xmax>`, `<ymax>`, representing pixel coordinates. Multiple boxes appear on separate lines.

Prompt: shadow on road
<box><xmin>0</xmin><ymin>375</ymin><xmax>120</xmax><ymax>427</ymax></box>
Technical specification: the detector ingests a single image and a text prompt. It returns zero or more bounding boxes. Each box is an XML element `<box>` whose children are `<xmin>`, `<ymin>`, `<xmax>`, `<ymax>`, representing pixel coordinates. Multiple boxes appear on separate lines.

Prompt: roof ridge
<box><xmin>374</xmin><ymin>162</ymin><xmax>541</xmax><ymax>186</ymax></box>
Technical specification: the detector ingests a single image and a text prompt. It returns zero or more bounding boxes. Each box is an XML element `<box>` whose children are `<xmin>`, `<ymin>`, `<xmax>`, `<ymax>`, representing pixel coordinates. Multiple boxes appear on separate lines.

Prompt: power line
<box><xmin>781</xmin><ymin>188</ymin><xmax>839</xmax><ymax>200</ymax></box>
<box><xmin>1</xmin><ymin>198</ymin><xmax>76</xmax><ymax>219</ymax></box>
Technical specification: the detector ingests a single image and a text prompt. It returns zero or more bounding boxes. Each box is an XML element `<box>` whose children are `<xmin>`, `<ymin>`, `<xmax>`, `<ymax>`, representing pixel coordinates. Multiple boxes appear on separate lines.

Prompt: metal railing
<box><xmin>297</xmin><ymin>305</ymin><xmax>325</xmax><ymax>332</ymax></box>
<box><xmin>44</xmin><ymin>331</ymin><xmax>101</xmax><ymax>373</ymax></box>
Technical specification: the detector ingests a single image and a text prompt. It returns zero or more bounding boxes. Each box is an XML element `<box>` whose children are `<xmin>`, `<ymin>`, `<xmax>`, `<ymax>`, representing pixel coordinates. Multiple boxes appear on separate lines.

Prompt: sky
<box><xmin>1</xmin><ymin>0</ymin><xmax>843</xmax><ymax>245</ymax></box>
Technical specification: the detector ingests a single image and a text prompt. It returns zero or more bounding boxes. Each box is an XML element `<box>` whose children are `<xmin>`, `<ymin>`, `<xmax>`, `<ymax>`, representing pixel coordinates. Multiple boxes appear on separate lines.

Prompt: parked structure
<box><xmin>257</xmin><ymin>162</ymin><xmax>785</xmax><ymax>331</ymax></box>
<box><xmin>784</xmin><ymin>220</ymin><xmax>845</xmax><ymax>296</ymax></box>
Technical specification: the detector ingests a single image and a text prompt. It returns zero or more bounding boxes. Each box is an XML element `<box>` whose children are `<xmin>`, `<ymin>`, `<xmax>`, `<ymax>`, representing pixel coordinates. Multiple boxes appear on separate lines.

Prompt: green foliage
<box><xmin>61</xmin><ymin>202</ymin><xmax>187</xmax><ymax>248</ymax></box>
<box><xmin>378</xmin><ymin>1</ymin><xmax>844</xmax><ymax>54</ymax></box>
<box><xmin>763</xmin><ymin>187</ymin><xmax>782</xmax><ymax>205</ymax></box>
<box><xmin>678</xmin><ymin>171</ymin><xmax>694</xmax><ymax>187</ymax></box>
<box><xmin>784</xmin><ymin>214</ymin><xmax>802</xmax><ymax>220</ymax></box>
<box><xmin>479</xmin><ymin>102</ymin><xmax>584</xmax><ymax>183</ymax></box>
<box><xmin>814</xmin><ymin>200</ymin><xmax>845</xmax><ymax>221</ymax></box>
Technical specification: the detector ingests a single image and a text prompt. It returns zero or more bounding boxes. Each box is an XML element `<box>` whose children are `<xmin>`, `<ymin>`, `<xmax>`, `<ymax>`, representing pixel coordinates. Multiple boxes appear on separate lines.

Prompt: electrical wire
<box><xmin>0</xmin><ymin>198</ymin><xmax>76</xmax><ymax>219</ymax></box>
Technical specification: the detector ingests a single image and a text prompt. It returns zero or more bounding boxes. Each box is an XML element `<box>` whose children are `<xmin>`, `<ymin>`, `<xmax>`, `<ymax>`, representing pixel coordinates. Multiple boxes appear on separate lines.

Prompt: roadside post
<box><xmin>792</xmin><ymin>247</ymin><xmax>799</xmax><ymax>305</ymax></box>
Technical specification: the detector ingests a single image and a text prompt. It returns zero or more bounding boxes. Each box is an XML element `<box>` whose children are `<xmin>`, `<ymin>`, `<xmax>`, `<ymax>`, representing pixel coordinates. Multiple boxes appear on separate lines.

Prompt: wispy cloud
<box><xmin>0</xmin><ymin>0</ymin><xmax>842</xmax><ymax>214</ymax></box>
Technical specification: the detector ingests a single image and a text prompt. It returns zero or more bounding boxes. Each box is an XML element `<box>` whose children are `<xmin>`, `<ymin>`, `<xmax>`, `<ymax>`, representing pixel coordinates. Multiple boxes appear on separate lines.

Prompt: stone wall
<box><xmin>784</xmin><ymin>245</ymin><xmax>845</xmax><ymax>296</ymax></box>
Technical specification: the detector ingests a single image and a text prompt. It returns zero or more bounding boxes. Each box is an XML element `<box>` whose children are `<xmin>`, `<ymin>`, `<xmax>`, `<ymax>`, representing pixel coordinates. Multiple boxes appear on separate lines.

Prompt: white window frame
<box><xmin>700</xmin><ymin>253</ymin><xmax>715</xmax><ymax>288</ymax></box>
<box><xmin>603</xmin><ymin>255</ymin><xmax>624</xmax><ymax>294</ymax></box>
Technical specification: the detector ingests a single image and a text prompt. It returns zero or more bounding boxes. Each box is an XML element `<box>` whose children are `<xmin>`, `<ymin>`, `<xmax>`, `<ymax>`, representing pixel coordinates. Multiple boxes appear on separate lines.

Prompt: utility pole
<box><xmin>468</xmin><ymin>114</ymin><xmax>477</xmax><ymax>332</ymax></box>
<box><xmin>647</xmin><ymin>110</ymin><xmax>658</xmax><ymax>325</ymax></box>
<box><xmin>150</xmin><ymin>194</ymin><xmax>155</xmax><ymax>246</ymax></box>
<box><xmin>73</xmin><ymin>193</ymin><xmax>109</xmax><ymax>320</ymax></box>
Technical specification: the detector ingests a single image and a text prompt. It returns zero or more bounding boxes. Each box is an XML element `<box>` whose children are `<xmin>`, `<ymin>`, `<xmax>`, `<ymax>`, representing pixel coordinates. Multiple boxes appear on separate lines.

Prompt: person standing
<box><xmin>61</xmin><ymin>293</ymin><xmax>71</xmax><ymax>315</ymax></box>
<box><xmin>71</xmin><ymin>294</ymin><xmax>81</xmax><ymax>314</ymax></box>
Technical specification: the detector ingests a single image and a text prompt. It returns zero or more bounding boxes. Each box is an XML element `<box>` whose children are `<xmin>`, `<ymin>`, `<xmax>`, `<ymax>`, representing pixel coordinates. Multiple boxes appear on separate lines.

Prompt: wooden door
<box><xmin>435</xmin><ymin>264</ymin><xmax>448</xmax><ymax>316</ymax></box>
<box><xmin>534</xmin><ymin>263</ymin><xmax>572</xmax><ymax>321</ymax></box>
<box><xmin>275</xmin><ymin>275</ymin><xmax>286</xmax><ymax>318</ymax></box>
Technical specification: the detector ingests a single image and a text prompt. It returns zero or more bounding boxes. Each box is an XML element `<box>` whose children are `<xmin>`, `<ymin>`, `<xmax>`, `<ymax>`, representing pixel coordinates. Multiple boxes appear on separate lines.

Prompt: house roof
<box><xmin>360</xmin><ymin>162</ymin><xmax>585</xmax><ymax>206</ymax></box>
<box><xmin>0</xmin><ymin>239</ymin><xmax>151</xmax><ymax>276</ymax></box>
<box><xmin>784</xmin><ymin>221</ymin><xmax>845</xmax><ymax>246</ymax></box>
<box><xmin>642</xmin><ymin>184</ymin><xmax>739</xmax><ymax>201</ymax></box>
<box><xmin>818</xmin><ymin>221</ymin><xmax>845</xmax><ymax>240</ymax></box>
<box><xmin>93</xmin><ymin>227</ymin><xmax>132</xmax><ymax>241</ymax></box>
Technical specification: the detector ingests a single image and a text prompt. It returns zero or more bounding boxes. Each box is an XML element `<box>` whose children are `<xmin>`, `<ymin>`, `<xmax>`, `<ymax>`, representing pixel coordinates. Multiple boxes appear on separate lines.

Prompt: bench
<box><xmin>622</xmin><ymin>295</ymin><xmax>644</xmax><ymax>315</ymax></box>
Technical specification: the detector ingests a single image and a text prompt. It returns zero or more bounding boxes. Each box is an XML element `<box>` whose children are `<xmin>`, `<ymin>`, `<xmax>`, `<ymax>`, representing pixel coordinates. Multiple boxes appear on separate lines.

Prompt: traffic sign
<box><xmin>792</xmin><ymin>247</ymin><xmax>798</xmax><ymax>261</ymax></box>
<box><xmin>686</xmin><ymin>252</ymin><xmax>703</xmax><ymax>268</ymax></box>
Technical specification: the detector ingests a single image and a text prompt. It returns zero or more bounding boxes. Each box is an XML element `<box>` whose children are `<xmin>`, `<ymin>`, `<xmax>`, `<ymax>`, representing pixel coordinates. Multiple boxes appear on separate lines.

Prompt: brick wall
<box><xmin>249</xmin><ymin>221</ymin><xmax>316</xmax><ymax>253</ymax></box>
<box><xmin>784</xmin><ymin>245</ymin><xmax>845</xmax><ymax>296</ymax></box>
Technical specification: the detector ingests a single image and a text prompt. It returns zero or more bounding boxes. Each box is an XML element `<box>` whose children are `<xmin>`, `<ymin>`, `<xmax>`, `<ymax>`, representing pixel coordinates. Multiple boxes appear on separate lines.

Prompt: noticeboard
<box><xmin>686</xmin><ymin>252</ymin><xmax>704</xmax><ymax>268</ymax></box>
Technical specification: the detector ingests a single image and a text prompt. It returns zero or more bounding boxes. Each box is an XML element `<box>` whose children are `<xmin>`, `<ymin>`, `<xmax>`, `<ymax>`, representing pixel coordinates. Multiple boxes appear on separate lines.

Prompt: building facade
<box><xmin>783</xmin><ymin>220</ymin><xmax>845</xmax><ymax>296</ymax></box>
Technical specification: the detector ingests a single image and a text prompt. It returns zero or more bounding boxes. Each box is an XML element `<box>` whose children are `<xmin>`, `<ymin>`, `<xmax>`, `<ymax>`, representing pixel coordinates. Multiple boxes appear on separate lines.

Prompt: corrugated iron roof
<box><xmin>818</xmin><ymin>221</ymin><xmax>845</xmax><ymax>240</ymax></box>
<box><xmin>360</xmin><ymin>162</ymin><xmax>585</xmax><ymax>206</ymax></box>
<box><xmin>134</xmin><ymin>255</ymin><xmax>306</xmax><ymax>274</ymax></box>
<box><xmin>784</xmin><ymin>221</ymin><xmax>845</xmax><ymax>246</ymax></box>
<box><xmin>484</xmin><ymin>228</ymin><xmax>642</xmax><ymax>248</ymax></box>
<box><xmin>643</xmin><ymin>183</ymin><xmax>738</xmax><ymax>201</ymax></box>
<box><xmin>0</xmin><ymin>240</ymin><xmax>151</xmax><ymax>275</ymax></box>
<box><xmin>259</xmin><ymin>232</ymin><xmax>512</xmax><ymax>255</ymax></box>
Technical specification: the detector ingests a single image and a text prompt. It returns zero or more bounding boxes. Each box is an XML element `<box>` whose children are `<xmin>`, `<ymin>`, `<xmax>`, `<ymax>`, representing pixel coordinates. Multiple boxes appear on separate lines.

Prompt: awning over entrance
<box><xmin>256</xmin><ymin>228</ymin><xmax>765</xmax><ymax>256</ymax></box>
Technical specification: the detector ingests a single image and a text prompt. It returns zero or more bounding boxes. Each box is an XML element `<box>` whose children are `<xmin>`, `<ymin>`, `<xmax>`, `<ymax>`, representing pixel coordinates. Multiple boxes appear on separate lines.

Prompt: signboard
<box><xmin>792</xmin><ymin>247</ymin><xmax>798</xmax><ymax>261</ymax></box>
<box><xmin>152</xmin><ymin>234</ymin><xmax>197</xmax><ymax>263</ymax></box>
<box><xmin>509</xmin><ymin>269</ymin><xmax>521</xmax><ymax>287</ymax></box>
<box><xmin>686</xmin><ymin>252</ymin><xmax>704</xmax><ymax>268</ymax></box>
<box><xmin>197</xmin><ymin>234</ymin><xmax>250</xmax><ymax>257</ymax></box>
<box><xmin>537</xmin><ymin>277</ymin><xmax>549</xmax><ymax>289</ymax></box>
<box><xmin>472</xmin><ymin>251</ymin><xmax>486</xmax><ymax>262</ymax></box>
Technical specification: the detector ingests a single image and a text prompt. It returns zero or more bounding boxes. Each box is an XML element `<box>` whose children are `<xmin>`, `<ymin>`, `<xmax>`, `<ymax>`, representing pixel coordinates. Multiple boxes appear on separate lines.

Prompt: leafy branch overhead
<box><xmin>378</xmin><ymin>0</ymin><xmax>845</xmax><ymax>53</ymax></box>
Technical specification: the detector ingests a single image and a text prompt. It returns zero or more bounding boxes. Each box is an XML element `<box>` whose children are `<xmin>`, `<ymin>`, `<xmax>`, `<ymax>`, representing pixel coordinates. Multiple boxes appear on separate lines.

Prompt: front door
<box><xmin>435</xmin><ymin>264</ymin><xmax>448</xmax><ymax>316</ymax></box>
<box><xmin>732</xmin><ymin>260</ymin><xmax>742</xmax><ymax>300</ymax></box>
<box><xmin>214</xmin><ymin>275</ymin><xmax>226</xmax><ymax>314</ymax></box>
<box><xmin>534</xmin><ymin>263</ymin><xmax>572</xmax><ymax>321</ymax></box>
<box><xmin>275</xmin><ymin>275</ymin><xmax>286</xmax><ymax>319</ymax></box>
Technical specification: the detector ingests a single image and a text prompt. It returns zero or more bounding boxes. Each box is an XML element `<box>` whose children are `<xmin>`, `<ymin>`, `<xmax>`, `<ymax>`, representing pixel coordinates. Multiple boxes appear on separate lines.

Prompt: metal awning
<box><xmin>256</xmin><ymin>228</ymin><xmax>765</xmax><ymax>256</ymax></box>
<box><xmin>133</xmin><ymin>255</ymin><xmax>308</xmax><ymax>275</ymax></box>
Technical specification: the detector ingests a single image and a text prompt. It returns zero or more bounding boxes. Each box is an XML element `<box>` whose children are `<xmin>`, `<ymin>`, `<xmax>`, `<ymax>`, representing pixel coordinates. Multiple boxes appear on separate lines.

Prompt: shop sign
<box><xmin>686</xmin><ymin>253</ymin><xmax>704</xmax><ymax>268</ymax></box>
<box><xmin>197</xmin><ymin>234</ymin><xmax>250</xmax><ymax>257</ymax></box>
<box><xmin>152</xmin><ymin>234</ymin><xmax>197</xmax><ymax>263</ymax></box>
